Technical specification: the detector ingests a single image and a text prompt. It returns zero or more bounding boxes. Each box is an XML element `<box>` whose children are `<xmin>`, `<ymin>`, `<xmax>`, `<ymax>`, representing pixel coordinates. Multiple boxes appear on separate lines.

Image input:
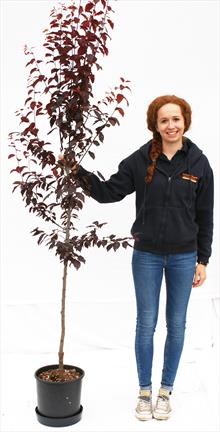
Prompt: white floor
<box><xmin>1</xmin><ymin>297</ymin><xmax>219</xmax><ymax>432</ymax></box>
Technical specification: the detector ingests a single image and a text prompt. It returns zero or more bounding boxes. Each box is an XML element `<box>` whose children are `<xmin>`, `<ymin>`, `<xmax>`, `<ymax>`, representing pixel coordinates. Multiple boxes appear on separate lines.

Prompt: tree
<box><xmin>8</xmin><ymin>0</ymin><xmax>132</xmax><ymax>378</ymax></box>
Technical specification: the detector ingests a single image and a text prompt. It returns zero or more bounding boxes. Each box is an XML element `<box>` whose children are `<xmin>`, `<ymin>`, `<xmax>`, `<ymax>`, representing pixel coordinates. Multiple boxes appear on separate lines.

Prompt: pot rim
<box><xmin>35</xmin><ymin>364</ymin><xmax>85</xmax><ymax>384</ymax></box>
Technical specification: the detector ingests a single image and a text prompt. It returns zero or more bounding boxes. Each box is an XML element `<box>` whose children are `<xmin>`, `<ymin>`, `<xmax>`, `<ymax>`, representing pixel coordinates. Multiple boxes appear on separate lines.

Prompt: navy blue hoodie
<box><xmin>77</xmin><ymin>138</ymin><xmax>214</xmax><ymax>264</ymax></box>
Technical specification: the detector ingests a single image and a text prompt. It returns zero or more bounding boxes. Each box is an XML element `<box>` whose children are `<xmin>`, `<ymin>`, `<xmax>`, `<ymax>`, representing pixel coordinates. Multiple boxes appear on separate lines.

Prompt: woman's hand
<box><xmin>192</xmin><ymin>264</ymin><xmax>207</xmax><ymax>287</ymax></box>
<box><xmin>58</xmin><ymin>154</ymin><xmax>79</xmax><ymax>175</ymax></box>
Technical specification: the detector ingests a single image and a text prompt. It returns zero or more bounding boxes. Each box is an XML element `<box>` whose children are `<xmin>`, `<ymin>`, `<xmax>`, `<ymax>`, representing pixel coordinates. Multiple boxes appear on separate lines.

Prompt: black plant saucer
<box><xmin>35</xmin><ymin>405</ymin><xmax>83</xmax><ymax>427</ymax></box>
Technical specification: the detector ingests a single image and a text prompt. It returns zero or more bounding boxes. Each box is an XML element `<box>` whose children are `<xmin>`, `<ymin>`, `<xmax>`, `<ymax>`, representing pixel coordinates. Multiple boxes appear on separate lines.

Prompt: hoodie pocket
<box><xmin>163</xmin><ymin>206</ymin><xmax>198</xmax><ymax>244</ymax></box>
<box><xmin>131</xmin><ymin>206</ymin><xmax>164</xmax><ymax>243</ymax></box>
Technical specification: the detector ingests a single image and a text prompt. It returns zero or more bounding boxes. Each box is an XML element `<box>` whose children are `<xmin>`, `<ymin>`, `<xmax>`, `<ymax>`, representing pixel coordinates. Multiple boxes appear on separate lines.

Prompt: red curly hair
<box><xmin>145</xmin><ymin>95</ymin><xmax>192</xmax><ymax>184</ymax></box>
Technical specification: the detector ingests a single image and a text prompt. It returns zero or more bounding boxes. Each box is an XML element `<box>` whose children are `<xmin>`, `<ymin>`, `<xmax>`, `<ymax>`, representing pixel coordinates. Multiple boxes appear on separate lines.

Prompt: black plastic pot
<box><xmin>35</xmin><ymin>364</ymin><xmax>85</xmax><ymax>427</ymax></box>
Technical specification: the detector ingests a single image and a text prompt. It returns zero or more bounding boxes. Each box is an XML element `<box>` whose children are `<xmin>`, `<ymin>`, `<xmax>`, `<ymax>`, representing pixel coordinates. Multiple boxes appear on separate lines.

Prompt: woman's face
<box><xmin>156</xmin><ymin>103</ymin><xmax>185</xmax><ymax>145</ymax></box>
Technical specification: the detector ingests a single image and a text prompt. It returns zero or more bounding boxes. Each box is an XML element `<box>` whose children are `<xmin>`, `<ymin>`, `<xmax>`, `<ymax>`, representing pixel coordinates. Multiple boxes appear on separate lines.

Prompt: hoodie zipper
<box><xmin>142</xmin><ymin>173</ymin><xmax>171</xmax><ymax>227</ymax></box>
<box><xmin>155</xmin><ymin>173</ymin><xmax>172</xmax><ymax>245</ymax></box>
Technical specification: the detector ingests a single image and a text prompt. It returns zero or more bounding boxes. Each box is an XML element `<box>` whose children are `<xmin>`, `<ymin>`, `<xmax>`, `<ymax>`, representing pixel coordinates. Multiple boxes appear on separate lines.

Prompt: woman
<box><xmin>67</xmin><ymin>95</ymin><xmax>214</xmax><ymax>421</ymax></box>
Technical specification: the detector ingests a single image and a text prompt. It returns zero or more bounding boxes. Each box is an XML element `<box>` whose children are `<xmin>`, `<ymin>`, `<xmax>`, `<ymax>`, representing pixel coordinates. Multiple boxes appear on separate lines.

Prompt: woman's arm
<box><xmin>74</xmin><ymin>158</ymin><xmax>135</xmax><ymax>203</ymax></box>
<box><xmin>195</xmin><ymin>159</ymin><xmax>214</xmax><ymax>264</ymax></box>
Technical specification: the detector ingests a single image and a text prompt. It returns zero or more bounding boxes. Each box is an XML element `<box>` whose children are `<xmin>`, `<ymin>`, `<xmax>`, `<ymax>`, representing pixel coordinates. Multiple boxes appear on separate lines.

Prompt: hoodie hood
<box><xmin>139</xmin><ymin>137</ymin><xmax>203</xmax><ymax>168</ymax></box>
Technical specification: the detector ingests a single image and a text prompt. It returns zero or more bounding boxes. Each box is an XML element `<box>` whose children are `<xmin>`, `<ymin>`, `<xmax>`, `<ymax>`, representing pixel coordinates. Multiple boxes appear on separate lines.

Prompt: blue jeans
<box><xmin>132</xmin><ymin>249</ymin><xmax>197</xmax><ymax>392</ymax></box>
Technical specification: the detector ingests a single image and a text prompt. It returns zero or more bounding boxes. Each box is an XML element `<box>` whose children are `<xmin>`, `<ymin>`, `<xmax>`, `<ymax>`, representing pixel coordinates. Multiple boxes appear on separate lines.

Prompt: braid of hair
<box><xmin>145</xmin><ymin>133</ymin><xmax>162</xmax><ymax>184</ymax></box>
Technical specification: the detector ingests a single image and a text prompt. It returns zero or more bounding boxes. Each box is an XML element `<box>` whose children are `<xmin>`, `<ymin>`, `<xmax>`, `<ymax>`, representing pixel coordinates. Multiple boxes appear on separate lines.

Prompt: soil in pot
<box><xmin>38</xmin><ymin>367</ymin><xmax>81</xmax><ymax>383</ymax></box>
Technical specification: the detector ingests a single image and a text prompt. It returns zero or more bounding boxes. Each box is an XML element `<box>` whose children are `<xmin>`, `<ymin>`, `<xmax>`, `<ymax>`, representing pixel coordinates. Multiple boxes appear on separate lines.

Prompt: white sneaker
<box><xmin>135</xmin><ymin>389</ymin><xmax>153</xmax><ymax>421</ymax></box>
<box><xmin>153</xmin><ymin>388</ymin><xmax>172</xmax><ymax>420</ymax></box>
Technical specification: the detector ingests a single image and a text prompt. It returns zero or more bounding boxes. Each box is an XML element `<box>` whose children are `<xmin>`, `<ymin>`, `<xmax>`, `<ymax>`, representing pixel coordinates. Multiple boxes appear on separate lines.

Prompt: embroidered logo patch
<box><xmin>181</xmin><ymin>173</ymin><xmax>199</xmax><ymax>183</ymax></box>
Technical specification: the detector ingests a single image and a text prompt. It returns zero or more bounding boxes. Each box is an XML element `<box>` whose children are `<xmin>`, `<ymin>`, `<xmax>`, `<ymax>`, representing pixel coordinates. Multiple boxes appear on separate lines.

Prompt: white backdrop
<box><xmin>1</xmin><ymin>0</ymin><xmax>219</xmax><ymax>303</ymax></box>
<box><xmin>1</xmin><ymin>1</ymin><xmax>220</xmax><ymax>432</ymax></box>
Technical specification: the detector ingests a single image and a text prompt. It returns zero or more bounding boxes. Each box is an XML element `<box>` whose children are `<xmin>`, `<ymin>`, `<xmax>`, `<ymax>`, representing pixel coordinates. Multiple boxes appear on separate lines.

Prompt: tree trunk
<box><xmin>58</xmin><ymin>207</ymin><xmax>72</xmax><ymax>369</ymax></box>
